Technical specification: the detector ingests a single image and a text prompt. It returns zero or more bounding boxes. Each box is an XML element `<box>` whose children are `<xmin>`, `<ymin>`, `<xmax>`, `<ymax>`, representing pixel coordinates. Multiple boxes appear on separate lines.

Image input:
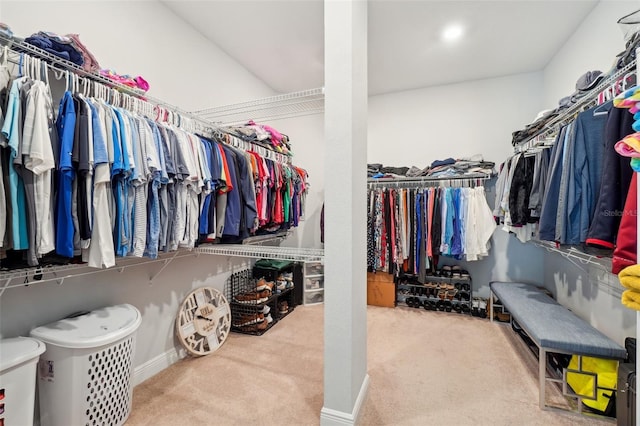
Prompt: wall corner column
<box><xmin>321</xmin><ymin>0</ymin><xmax>369</xmax><ymax>425</ymax></box>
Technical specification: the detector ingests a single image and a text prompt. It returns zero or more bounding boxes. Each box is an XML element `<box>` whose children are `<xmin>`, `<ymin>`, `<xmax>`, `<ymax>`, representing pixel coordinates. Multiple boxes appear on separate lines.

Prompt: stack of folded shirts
<box><xmin>24</xmin><ymin>31</ymin><xmax>85</xmax><ymax>66</ymax></box>
<box><xmin>367</xmin><ymin>156</ymin><xmax>495</xmax><ymax>179</ymax></box>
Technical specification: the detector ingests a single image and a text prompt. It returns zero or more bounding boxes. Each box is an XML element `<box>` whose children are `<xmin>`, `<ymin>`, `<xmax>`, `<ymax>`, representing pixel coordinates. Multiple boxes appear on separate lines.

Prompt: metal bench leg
<box><xmin>490</xmin><ymin>290</ymin><xmax>494</xmax><ymax>322</ymax></box>
<box><xmin>539</xmin><ymin>348</ymin><xmax>546</xmax><ymax>409</ymax></box>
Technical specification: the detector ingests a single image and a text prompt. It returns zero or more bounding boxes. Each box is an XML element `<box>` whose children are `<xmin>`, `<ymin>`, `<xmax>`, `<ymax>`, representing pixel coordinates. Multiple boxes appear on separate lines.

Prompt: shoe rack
<box><xmin>225</xmin><ymin>269</ymin><xmax>296</xmax><ymax>336</ymax></box>
<box><xmin>396</xmin><ymin>268</ymin><xmax>473</xmax><ymax>315</ymax></box>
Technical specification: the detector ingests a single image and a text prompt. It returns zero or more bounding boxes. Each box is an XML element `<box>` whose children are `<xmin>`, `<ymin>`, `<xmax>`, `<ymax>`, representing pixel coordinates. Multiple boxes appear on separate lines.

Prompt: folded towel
<box><xmin>622</xmin><ymin>289</ymin><xmax>640</xmax><ymax>311</ymax></box>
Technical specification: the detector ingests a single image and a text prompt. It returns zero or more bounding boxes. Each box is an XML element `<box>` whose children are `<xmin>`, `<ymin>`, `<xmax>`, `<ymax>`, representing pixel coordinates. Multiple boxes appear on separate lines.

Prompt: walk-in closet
<box><xmin>1</xmin><ymin>1</ymin><xmax>640</xmax><ymax>425</ymax></box>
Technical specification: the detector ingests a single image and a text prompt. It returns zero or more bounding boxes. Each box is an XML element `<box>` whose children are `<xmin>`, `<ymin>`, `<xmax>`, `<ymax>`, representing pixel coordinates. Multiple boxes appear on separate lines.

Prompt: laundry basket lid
<box><xmin>30</xmin><ymin>304</ymin><xmax>142</xmax><ymax>349</ymax></box>
<box><xmin>0</xmin><ymin>337</ymin><xmax>46</xmax><ymax>372</ymax></box>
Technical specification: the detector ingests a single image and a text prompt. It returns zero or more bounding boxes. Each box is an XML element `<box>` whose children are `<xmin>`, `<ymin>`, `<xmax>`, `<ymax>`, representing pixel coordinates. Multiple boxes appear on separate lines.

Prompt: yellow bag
<box><xmin>566</xmin><ymin>355</ymin><xmax>618</xmax><ymax>414</ymax></box>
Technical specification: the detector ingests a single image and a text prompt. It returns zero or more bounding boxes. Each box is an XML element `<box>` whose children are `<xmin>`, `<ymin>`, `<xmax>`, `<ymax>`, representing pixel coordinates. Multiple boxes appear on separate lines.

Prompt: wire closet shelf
<box><xmin>511</xmin><ymin>60</ymin><xmax>639</xmax><ymax>272</ymax></box>
<box><xmin>193</xmin><ymin>87</ymin><xmax>325</xmax><ymax>125</ymax></box>
<box><xmin>196</xmin><ymin>245</ymin><xmax>324</xmax><ymax>262</ymax></box>
<box><xmin>0</xmin><ymin>33</ymin><xmax>294</xmax><ymax>165</ymax></box>
<box><xmin>0</xmin><ymin>33</ymin><xmax>202</xmax><ymax>126</ymax></box>
<box><xmin>514</xmin><ymin>59</ymin><xmax>637</xmax><ymax>153</ymax></box>
<box><xmin>0</xmin><ymin>35</ymin><xmax>320</xmax><ymax>295</ymax></box>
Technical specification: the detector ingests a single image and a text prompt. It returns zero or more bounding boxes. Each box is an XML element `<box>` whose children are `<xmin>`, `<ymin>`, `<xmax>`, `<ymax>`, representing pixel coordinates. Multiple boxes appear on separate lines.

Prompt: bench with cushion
<box><xmin>489</xmin><ymin>281</ymin><xmax>626</xmax><ymax>414</ymax></box>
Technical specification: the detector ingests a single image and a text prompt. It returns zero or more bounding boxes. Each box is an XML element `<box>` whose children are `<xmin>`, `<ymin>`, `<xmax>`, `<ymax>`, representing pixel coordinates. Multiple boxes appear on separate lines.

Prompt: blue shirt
<box><xmin>87</xmin><ymin>102</ymin><xmax>108</xmax><ymax>165</ymax></box>
<box><xmin>53</xmin><ymin>91</ymin><xmax>76</xmax><ymax>257</ymax></box>
<box><xmin>221</xmin><ymin>145</ymin><xmax>241</xmax><ymax>237</ymax></box>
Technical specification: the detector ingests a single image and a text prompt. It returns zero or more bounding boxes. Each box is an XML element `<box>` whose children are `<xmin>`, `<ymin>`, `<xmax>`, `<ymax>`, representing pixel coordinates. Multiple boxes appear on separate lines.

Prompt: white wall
<box><xmin>543</xmin><ymin>0</ymin><xmax>639</xmax><ymax>109</ymax></box>
<box><xmin>544</xmin><ymin>256</ymin><xmax>636</xmax><ymax>345</ymax></box>
<box><xmin>539</xmin><ymin>0</ymin><xmax>640</xmax><ymax>345</ymax></box>
<box><xmin>368</xmin><ymin>71</ymin><xmax>545</xmax><ymax>167</ymax></box>
<box><xmin>2</xmin><ymin>0</ymin><xmax>275</xmax><ymax>110</ymax></box>
<box><xmin>0</xmin><ymin>0</ymin><xmax>276</xmax><ymax>383</ymax></box>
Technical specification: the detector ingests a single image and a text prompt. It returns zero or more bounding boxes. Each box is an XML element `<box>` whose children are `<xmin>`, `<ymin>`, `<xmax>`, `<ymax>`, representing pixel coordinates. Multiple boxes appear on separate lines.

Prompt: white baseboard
<box><xmin>320</xmin><ymin>374</ymin><xmax>370</xmax><ymax>425</ymax></box>
<box><xmin>133</xmin><ymin>347</ymin><xmax>186</xmax><ymax>386</ymax></box>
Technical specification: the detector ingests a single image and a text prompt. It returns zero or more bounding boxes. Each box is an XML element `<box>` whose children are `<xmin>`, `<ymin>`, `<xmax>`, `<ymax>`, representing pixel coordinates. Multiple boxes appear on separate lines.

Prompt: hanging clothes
<box><xmin>0</xmin><ymin>59</ymin><xmax>309</xmax><ymax>270</ymax></box>
<box><xmin>366</xmin><ymin>182</ymin><xmax>494</xmax><ymax>276</ymax></box>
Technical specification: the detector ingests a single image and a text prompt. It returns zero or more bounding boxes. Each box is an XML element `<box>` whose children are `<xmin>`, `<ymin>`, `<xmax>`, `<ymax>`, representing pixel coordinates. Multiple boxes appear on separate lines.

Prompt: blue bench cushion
<box><xmin>490</xmin><ymin>281</ymin><xmax>626</xmax><ymax>360</ymax></box>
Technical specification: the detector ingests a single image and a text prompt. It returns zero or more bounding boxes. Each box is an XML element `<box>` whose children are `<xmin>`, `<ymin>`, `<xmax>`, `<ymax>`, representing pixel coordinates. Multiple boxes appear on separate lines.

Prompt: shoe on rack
<box><xmin>471</xmin><ymin>297</ymin><xmax>480</xmax><ymax>316</ymax></box>
<box><xmin>266</xmin><ymin>314</ymin><xmax>274</xmax><ymax>324</ymax></box>
<box><xmin>451</xmin><ymin>265</ymin><xmax>462</xmax><ymax>278</ymax></box>
<box><xmin>234</xmin><ymin>289</ymin><xmax>271</xmax><ymax>304</ymax></box>
<box><xmin>233</xmin><ymin>313</ymin><xmax>265</xmax><ymax>327</ymax></box>
<box><xmin>283</xmin><ymin>272</ymin><xmax>293</xmax><ymax>282</ymax></box>
<box><xmin>441</xmin><ymin>265</ymin><xmax>452</xmax><ymax>277</ymax></box>
<box><xmin>262</xmin><ymin>305</ymin><xmax>271</xmax><ymax>315</ymax></box>
<box><xmin>478</xmin><ymin>298</ymin><xmax>488</xmax><ymax>318</ymax></box>
<box><xmin>278</xmin><ymin>300</ymin><xmax>289</xmax><ymax>314</ymax></box>
<box><xmin>256</xmin><ymin>278</ymin><xmax>274</xmax><ymax>292</ymax></box>
<box><xmin>241</xmin><ymin>320</ymin><xmax>268</xmax><ymax>332</ymax></box>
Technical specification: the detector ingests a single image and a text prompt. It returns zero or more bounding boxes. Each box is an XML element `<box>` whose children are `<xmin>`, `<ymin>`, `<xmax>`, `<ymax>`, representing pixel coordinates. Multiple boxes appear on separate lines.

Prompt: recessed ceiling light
<box><xmin>442</xmin><ymin>24</ymin><xmax>464</xmax><ymax>42</ymax></box>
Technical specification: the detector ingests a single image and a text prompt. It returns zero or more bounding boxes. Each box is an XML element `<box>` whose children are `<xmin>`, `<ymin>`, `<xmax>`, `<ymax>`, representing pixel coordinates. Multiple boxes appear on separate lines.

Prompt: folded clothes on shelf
<box><xmin>24</xmin><ymin>31</ymin><xmax>84</xmax><ymax>66</ymax></box>
<box><xmin>367</xmin><ymin>156</ymin><xmax>495</xmax><ymax>179</ymax></box>
<box><xmin>100</xmin><ymin>69</ymin><xmax>150</xmax><ymax>92</ymax></box>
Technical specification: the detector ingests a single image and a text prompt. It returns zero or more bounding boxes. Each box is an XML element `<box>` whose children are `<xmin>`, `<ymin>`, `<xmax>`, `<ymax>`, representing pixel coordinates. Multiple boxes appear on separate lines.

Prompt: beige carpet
<box><xmin>127</xmin><ymin>305</ymin><xmax>610</xmax><ymax>425</ymax></box>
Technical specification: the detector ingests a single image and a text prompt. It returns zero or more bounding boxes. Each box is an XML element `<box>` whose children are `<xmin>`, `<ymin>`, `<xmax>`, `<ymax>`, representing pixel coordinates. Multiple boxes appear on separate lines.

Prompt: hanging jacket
<box><xmin>586</xmin><ymin>105</ymin><xmax>635</xmax><ymax>250</ymax></box>
<box><xmin>539</xmin><ymin>126</ymin><xmax>568</xmax><ymax>241</ymax></box>
<box><xmin>508</xmin><ymin>154</ymin><xmax>535</xmax><ymax>226</ymax></box>
<box><xmin>612</xmin><ymin>172</ymin><xmax>637</xmax><ymax>275</ymax></box>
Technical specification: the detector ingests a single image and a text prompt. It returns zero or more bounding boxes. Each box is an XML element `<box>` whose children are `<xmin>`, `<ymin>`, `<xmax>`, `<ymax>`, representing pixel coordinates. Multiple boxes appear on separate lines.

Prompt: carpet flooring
<box><xmin>127</xmin><ymin>304</ymin><xmax>610</xmax><ymax>425</ymax></box>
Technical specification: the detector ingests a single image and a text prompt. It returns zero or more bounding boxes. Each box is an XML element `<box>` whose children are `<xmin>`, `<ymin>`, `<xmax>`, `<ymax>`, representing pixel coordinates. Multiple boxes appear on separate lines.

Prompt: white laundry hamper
<box><xmin>0</xmin><ymin>336</ymin><xmax>46</xmax><ymax>426</ymax></box>
<box><xmin>30</xmin><ymin>304</ymin><xmax>142</xmax><ymax>426</ymax></box>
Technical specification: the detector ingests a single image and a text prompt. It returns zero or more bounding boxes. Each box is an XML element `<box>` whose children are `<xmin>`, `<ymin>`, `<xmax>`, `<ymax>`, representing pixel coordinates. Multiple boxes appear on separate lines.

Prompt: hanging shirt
<box><xmin>85</xmin><ymin>100</ymin><xmax>115</xmax><ymax>268</ymax></box>
<box><xmin>2</xmin><ymin>77</ymin><xmax>29</xmax><ymax>250</ymax></box>
<box><xmin>53</xmin><ymin>91</ymin><xmax>76</xmax><ymax>257</ymax></box>
<box><xmin>22</xmin><ymin>80</ymin><xmax>56</xmax><ymax>257</ymax></box>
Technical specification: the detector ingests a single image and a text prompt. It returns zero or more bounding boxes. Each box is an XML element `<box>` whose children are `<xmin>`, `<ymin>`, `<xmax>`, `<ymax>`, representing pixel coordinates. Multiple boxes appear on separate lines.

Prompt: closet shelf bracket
<box><xmin>0</xmin><ymin>279</ymin><xmax>9</xmax><ymax>299</ymax></box>
<box><xmin>148</xmin><ymin>251</ymin><xmax>181</xmax><ymax>284</ymax></box>
<box><xmin>0</xmin><ymin>250</ymin><xmax>198</xmax><ymax>296</ymax></box>
<box><xmin>532</xmin><ymin>240</ymin><xmax>612</xmax><ymax>273</ymax></box>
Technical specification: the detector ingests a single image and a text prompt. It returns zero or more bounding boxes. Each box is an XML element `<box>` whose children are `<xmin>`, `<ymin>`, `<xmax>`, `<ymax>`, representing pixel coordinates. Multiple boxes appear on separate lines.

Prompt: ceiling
<box><xmin>163</xmin><ymin>0</ymin><xmax>599</xmax><ymax>96</ymax></box>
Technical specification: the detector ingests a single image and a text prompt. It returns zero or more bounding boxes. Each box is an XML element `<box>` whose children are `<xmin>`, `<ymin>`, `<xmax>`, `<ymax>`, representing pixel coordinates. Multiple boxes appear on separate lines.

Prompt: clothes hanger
<box><xmin>0</xmin><ymin>46</ymin><xmax>7</xmax><ymax>67</ymax></box>
<box><xmin>592</xmin><ymin>101</ymin><xmax>610</xmax><ymax>116</ymax></box>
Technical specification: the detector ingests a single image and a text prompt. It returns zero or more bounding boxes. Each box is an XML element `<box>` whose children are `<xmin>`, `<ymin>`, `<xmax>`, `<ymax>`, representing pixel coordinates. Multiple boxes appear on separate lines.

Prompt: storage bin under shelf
<box><xmin>302</xmin><ymin>261</ymin><xmax>324</xmax><ymax>305</ymax></box>
<box><xmin>304</xmin><ymin>288</ymin><xmax>324</xmax><ymax>305</ymax></box>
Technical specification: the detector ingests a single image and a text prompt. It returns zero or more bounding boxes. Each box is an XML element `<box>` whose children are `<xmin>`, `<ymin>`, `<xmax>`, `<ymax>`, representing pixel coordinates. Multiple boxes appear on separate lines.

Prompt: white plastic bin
<box><xmin>0</xmin><ymin>337</ymin><xmax>46</xmax><ymax>426</ymax></box>
<box><xmin>30</xmin><ymin>304</ymin><xmax>141</xmax><ymax>426</ymax></box>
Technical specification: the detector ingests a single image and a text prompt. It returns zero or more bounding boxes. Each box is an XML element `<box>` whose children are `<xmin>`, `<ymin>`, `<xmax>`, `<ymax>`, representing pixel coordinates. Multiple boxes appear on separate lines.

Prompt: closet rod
<box><xmin>514</xmin><ymin>59</ymin><xmax>638</xmax><ymax>151</ymax></box>
<box><xmin>367</xmin><ymin>173</ymin><xmax>490</xmax><ymax>185</ymax></box>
